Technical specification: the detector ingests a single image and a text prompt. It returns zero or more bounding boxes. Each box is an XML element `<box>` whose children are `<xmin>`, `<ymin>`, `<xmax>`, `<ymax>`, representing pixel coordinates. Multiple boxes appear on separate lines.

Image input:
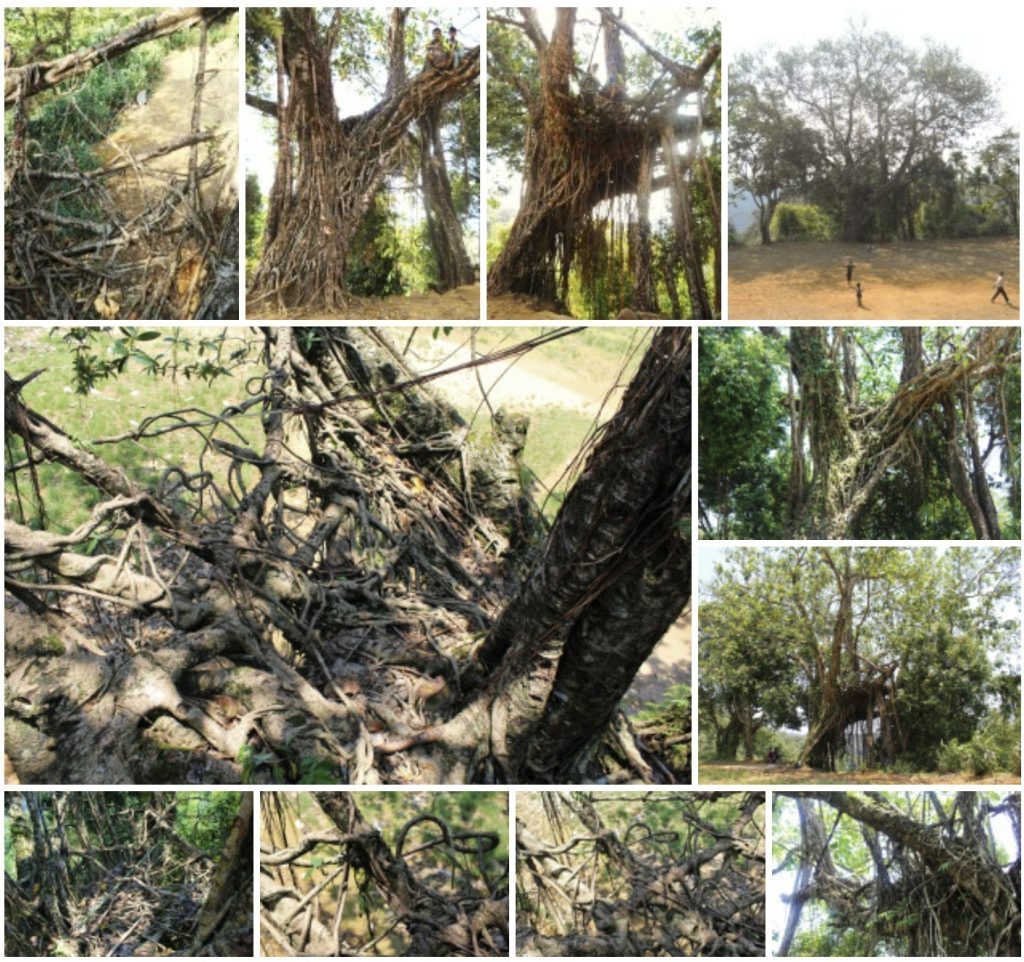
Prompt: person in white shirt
<box><xmin>991</xmin><ymin>271</ymin><xmax>1010</xmax><ymax>304</ymax></box>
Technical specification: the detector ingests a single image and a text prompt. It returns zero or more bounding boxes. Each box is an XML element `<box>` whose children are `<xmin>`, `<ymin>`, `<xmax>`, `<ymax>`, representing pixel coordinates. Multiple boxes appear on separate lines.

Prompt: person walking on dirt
<box><xmin>991</xmin><ymin>271</ymin><xmax>1010</xmax><ymax>304</ymax></box>
<box><xmin>855</xmin><ymin>281</ymin><xmax>864</xmax><ymax>308</ymax></box>
<box><xmin>846</xmin><ymin>257</ymin><xmax>854</xmax><ymax>286</ymax></box>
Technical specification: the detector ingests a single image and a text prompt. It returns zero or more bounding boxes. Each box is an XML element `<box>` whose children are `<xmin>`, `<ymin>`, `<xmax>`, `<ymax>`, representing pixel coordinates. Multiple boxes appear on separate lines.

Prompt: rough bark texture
<box><xmin>419</xmin><ymin>105</ymin><xmax>475</xmax><ymax>291</ymax></box>
<box><xmin>4</xmin><ymin>792</ymin><xmax>251</xmax><ymax>957</ymax></box>
<box><xmin>780</xmin><ymin>792</ymin><xmax>1020</xmax><ymax>957</ymax></box>
<box><xmin>6</xmin><ymin>327</ymin><xmax>689</xmax><ymax>785</ymax></box>
<box><xmin>3</xmin><ymin>8</ymin><xmax>229</xmax><ymax>105</ymax></box>
<box><xmin>518</xmin><ymin>791</ymin><xmax>765</xmax><ymax>956</ymax></box>
<box><xmin>250</xmin><ymin>8</ymin><xmax>479</xmax><ymax>312</ymax></box>
<box><xmin>260</xmin><ymin>791</ymin><xmax>507</xmax><ymax>955</ymax></box>
<box><xmin>786</xmin><ymin>326</ymin><xmax>1020</xmax><ymax>538</ymax></box>
<box><xmin>471</xmin><ymin>329</ymin><xmax>691</xmax><ymax>781</ymax></box>
<box><xmin>487</xmin><ymin>9</ymin><xmax>718</xmax><ymax>318</ymax></box>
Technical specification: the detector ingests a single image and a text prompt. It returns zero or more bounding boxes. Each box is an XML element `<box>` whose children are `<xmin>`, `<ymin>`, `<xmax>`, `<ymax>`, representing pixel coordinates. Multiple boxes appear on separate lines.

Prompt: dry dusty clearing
<box><xmin>729</xmin><ymin>236</ymin><xmax>1020</xmax><ymax>320</ymax></box>
<box><xmin>248</xmin><ymin>283</ymin><xmax>481</xmax><ymax>320</ymax></box>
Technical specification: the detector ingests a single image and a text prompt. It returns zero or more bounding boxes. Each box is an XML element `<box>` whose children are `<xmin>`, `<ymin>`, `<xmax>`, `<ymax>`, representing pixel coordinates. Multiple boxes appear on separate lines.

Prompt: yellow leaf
<box><xmin>93</xmin><ymin>290</ymin><xmax>120</xmax><ymax>320</ymax></box>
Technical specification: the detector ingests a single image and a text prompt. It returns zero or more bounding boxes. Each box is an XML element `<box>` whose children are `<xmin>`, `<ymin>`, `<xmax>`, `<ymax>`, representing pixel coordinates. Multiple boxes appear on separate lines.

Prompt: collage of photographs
<box><xmin>0</xmin><ymin>2</ymin><xmax>1020</xmax><ymax>959</ymax></box>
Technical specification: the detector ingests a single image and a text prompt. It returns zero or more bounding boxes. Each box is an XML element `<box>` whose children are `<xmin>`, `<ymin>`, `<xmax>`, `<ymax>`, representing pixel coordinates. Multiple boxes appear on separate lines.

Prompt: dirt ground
<box><xmin>248</xmin><ymin>283</ymin><xmax>481</xmax><ymax>321</ymax></box>
<box><xmin>487</xmin><ymin>292</ymin><xmax>575</xmax><ymax>320</ymax></box>
<box><xmin>729</xmin><ymin>236</ymin><xmax>1020</xmax><ymax>320</ymax></box>
<box><xmin>699</xmin><ymin>760</ymin><xmax>1020</xmax><ymax>785</ymax></box>
<box><xmin>97</xmin><ymin>30</ymin><xmax>238</xmax><ymax>218</ymax></box>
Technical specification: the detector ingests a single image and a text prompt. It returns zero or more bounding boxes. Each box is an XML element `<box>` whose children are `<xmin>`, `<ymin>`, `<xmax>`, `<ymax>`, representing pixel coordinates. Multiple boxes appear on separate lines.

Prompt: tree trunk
<box><xmin>469</xmin><ymin>329</ymin><xmax>691</xmax><ymax>779</ymax></box>
<box><xmin>487</xmin><ymin>12</ymin><xmax>718</xmax><ymax>318</ymax></box>
<box><xmin>5</xmin><ymin>327</ymin><xmax>690</xmax><ymax>785</ymax></box>
<box><xmin>190</xmin><ymin>794</ymin><xmax>253</xmax><ymax>955</ymax></box>
<box><xmin>418</xmin><ymin>105</ymin><xmax>475</xmax><ymax>291</ymax></box>
<box><xmin>661</xmin><ymin>121</ymin><xmax>713</xmax><ymax>319</ymax></box>
<box><xmin>630</xmin><ymin>134</ymin><xmax>659</xmax><ymax>312</ymax></box>
<box><xmin>715</xmin><ymin>714</ymin><xmax>744</xmax><ymax>760</ymax></box>
<box><xmin>786</xmin><ymin>326</ymin><xmax>1017</xmax><ymax>538</ymax></box>
<box><xmin>3</xmin><ymin>8</ymin><xmax>229</xmax><ymax>105</ymax></box>
<box><xmin>249</xmin><ymin>9</ymin><xmax>479</xmax><ymax>311</ymax></box>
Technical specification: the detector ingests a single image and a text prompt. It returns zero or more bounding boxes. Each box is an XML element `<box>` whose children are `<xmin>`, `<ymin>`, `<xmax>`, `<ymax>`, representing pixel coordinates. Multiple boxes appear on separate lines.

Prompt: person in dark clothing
<box><xmin>846</xmin><ymin>257</ymin><xmax>854</xmax><ymax>285</ymax></box>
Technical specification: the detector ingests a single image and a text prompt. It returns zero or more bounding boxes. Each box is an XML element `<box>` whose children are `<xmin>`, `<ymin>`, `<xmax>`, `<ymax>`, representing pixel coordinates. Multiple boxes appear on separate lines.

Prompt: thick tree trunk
<box><xmin>419</xmin><ymin>106</ymin><xmax>475</xmax><ymax>291</ymax></box>
<box><xmin>6</xmin><ymin>327</ymin><xmax>690</xmax><ymax>785</ymax></box>
<box><xmin>249</xmin><ymin>9</ymin><xmax>479</xmax><ymax>311</ymax></box>
<box><xmin>190</xmin><ymin>795</ymin><xmax>253</xmax><ymax>955</ymax></box>
<box><xmin>488</xmin><ymin>12</ymin><xmax>718</xmax><ymax>318</ymax></box>
<box><xmin>486</xmin><ymin>9</ymin><xmax>577</xmax><ymax>307</ymax></box>
<box><xmin>469</xmin><ymin>329</ymin><xmax>691</xmax><ymax>779</ymax></box>
<box><xmin>787</xmin><ymin>326</ymin><xmax>1018</xmax><ymax>538</ymax></box>
<box><xmin>715</xmin><ymin>714</ymin><xmax>744</xmax><ymax>760</ymax></box>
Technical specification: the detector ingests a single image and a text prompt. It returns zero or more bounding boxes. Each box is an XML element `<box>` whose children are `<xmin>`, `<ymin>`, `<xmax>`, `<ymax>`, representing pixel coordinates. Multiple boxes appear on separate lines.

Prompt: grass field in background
<box><xmin>5</xmin><ymin>326</ymin><xmax>650</xmax><ymax>532</ymax></box>
<box><xmin>4</xmin><ymin>327</ymin><xmax>263</xmax><ymax>533</ymax></box>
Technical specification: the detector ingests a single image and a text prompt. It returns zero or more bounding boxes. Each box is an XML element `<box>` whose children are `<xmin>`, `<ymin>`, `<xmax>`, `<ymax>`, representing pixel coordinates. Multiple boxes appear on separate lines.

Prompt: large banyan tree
<box><xmin>517</xmin><ymin>791</ymin><xmax>765</xmax><ymax>956</ymax></box>
<box><xmin>4</xmin><ymin>327</ymin><xmax>690</xmax><ymax>785</ymax></box>
<box><xmin>246</xmin><ymin>8</ymin><xmax>480</xmax><ymax>313</ymax></box>
<box><xmin>776</xmin><ymin>792</ymin><xmax>1021</xmax><ymax>957</ymax></box>
<box><xmin>699</xmin><ymin>326</ymin><xmax>1021</xmax><ymax>539</ymax></box>
<box><xmin>487</xmin><ymin>7</ymin><xmax>720</xmax><ymax>319</ymax></box>
<box><xmin>699</xmin><ymin>547</ymin><xmax>1020</xmax><ymax>772</ymax></box>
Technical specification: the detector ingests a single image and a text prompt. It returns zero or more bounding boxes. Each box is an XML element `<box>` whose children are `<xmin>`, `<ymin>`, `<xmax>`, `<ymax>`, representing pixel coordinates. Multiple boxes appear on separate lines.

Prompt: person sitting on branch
<box><xmin>447</xmin><ymin>25</ymin><xmax>462</xmax><ymax>69</ymax></box>
<box><xmin>426</xmin><ymin>27</ymin><xmax>452</xmax><ymax>70</ymax></box>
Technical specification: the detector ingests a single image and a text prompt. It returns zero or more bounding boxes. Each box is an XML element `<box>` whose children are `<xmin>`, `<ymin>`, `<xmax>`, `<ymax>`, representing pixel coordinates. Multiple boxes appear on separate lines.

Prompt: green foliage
<box><xmin>698</xmin><ymin>328</ymin><xmax>788</xmax><ymax>538</ymax></box>
<box><xmin>486</xmin><ymin>202</ymin><xmax>511</xmax><ymax>268</ymax></box>
<box><xmin>700</xmin><ymin>327</ymin><xmax>1021</xmax><ymax>540</ymax></box>
<box><xmin>245</xmin><ymin>173</ymin><xmax>266</xmax><ymax>275</ymax></box>
<box><xmin>345</xmin><ymin>192</ymin><xmax>407</xmax><ymax>297</ymax></box>
<box><xmin>770</xmin><ymin>202</ymin><xmax>834</xmax><ymax>241</ymax></box>
<box><xmin>5</xmin><ymin>328</ymin><xmax>263</xmax><ymax>534</ymax></box>
<box><xmin>485</xmin><ymin>18</ymin><xmax>538</xmax><ymax>172</ymax></box>
<box><xmin>734</xmin><ymin>24</ymin><xmax>1002</xmax><ymax>242</ymax></box>
<box><xmin>175</xmin><ymin>792</ymin><xmax>241</xmax><ymax>856</ymax></box>
<box><xmin>937</xmin><ymin>714</ymin><xmax>1022</xmax><ymax>776</ymax></box>
<box><xmin>700</xmin><ymin>547</ymin><xmax>1020</xmax><ymax>774</ymax></box>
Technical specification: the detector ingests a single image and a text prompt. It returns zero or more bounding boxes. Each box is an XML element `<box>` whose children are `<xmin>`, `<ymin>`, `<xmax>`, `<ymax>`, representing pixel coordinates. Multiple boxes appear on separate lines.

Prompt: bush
<box><xmin>936</xmin><ymin>715</ymin><xmax>1021</xmax><ymax>776</ymax></box>
<box><xmin>770</xmin><ymin>202</ymin><xmax>834</xmax><ymax>241</ymax></box>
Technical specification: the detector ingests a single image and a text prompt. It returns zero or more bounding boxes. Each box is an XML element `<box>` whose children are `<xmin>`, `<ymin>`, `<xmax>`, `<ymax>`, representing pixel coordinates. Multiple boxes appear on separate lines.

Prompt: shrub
<box><xmin>936</xmin><ymin>715</ymin><xmax>1020</xmax><ymax>776</ymax></box>
<box><xmin>770</xmin><ymin>202</ymin><xmax>834</xmax><ymax>241</ymax></box>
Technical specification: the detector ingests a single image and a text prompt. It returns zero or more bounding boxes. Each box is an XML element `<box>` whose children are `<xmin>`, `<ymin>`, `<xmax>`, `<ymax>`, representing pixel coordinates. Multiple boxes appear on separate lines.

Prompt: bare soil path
<box><xmin>729</xmin><ymin>236</ymin><xmax>1020</xmax><ymax>320</ymax></box>
<box><xmin>97</xmin><ymin>33</ymin><xmax>238</xmax><ymax>217</ymax></box>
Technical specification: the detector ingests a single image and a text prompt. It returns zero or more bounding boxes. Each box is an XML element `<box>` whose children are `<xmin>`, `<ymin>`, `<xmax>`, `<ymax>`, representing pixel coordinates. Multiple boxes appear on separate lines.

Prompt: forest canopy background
<box><xmin>699</xmin><ymin>327</ymin><xmax>1021</xmax><ymax>540</ymax></box>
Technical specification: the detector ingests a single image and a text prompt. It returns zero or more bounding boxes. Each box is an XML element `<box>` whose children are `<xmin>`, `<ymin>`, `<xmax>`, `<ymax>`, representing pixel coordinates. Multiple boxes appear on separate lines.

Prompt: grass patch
<box><xmin>5</xmin><ymin>327</ymin><xmax>263</xmax><ymax>535</ymax></box>
<box><xmin>697</xmin><ymin>762</ymin><xmax>1022</xmax><ymax>785</ymax></box>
